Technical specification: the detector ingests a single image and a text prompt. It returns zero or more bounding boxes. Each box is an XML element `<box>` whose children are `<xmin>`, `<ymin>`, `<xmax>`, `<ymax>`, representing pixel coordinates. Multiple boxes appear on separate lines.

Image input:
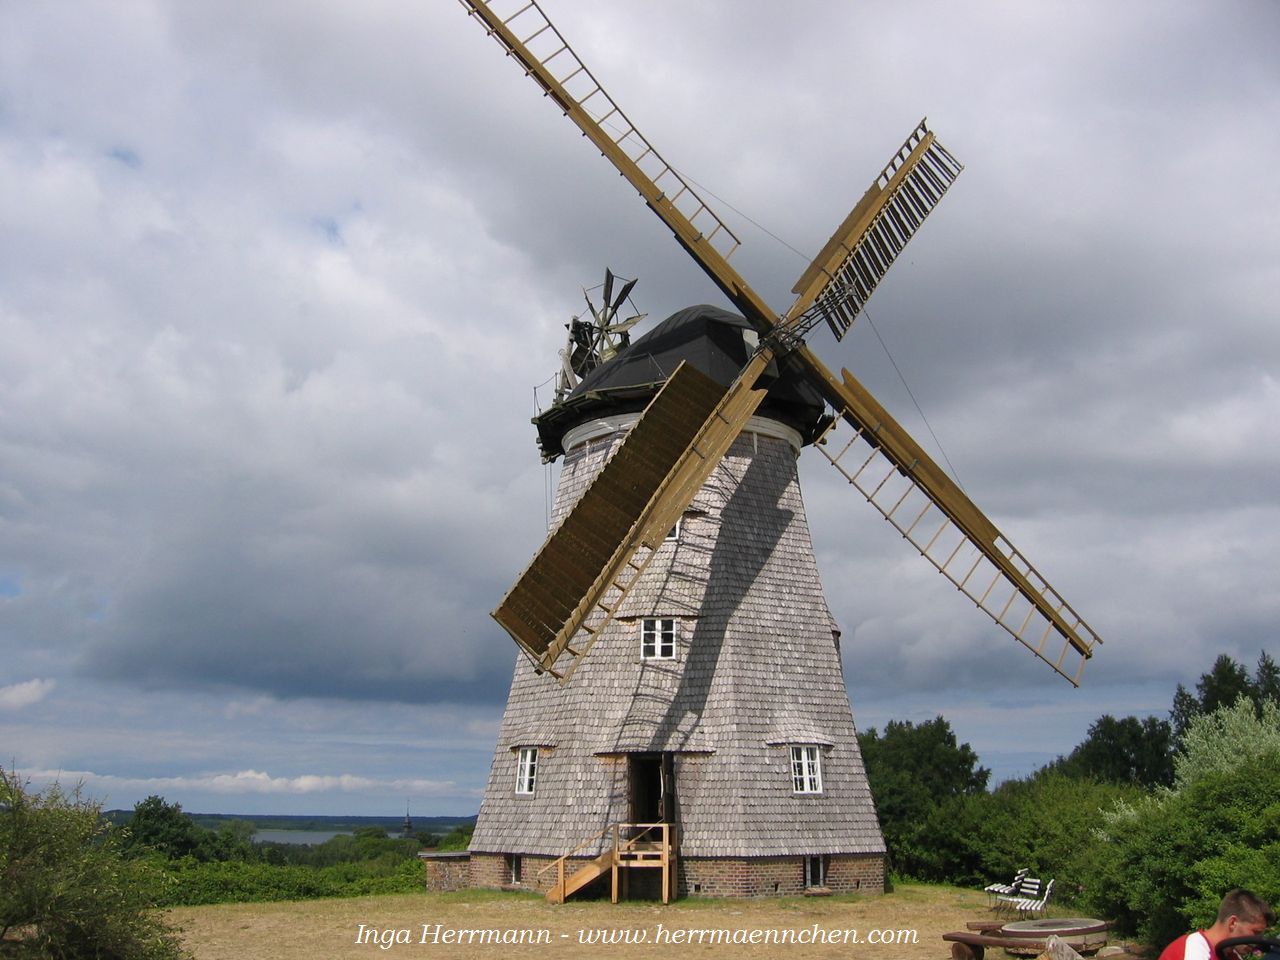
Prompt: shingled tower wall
<box><xmin>470</xmin><ymin>383</ymin><xmax>885</xmax><ymax>896</ymax></box>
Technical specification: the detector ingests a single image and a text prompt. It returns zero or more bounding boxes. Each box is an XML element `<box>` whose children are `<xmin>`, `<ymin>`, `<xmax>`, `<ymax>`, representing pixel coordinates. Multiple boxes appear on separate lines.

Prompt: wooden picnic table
<box><xmin>943</xmin><ymin>917</ymin><xmax>1110</xmax><ymax>960</ymax></box>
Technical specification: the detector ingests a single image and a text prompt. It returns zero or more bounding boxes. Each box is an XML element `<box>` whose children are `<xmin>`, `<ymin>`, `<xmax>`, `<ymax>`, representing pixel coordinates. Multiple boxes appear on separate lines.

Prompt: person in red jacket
<box><xmin>1159</xmin><ymin>889</ymin><xmax>1274</xmax><ymax>960</ymax></box>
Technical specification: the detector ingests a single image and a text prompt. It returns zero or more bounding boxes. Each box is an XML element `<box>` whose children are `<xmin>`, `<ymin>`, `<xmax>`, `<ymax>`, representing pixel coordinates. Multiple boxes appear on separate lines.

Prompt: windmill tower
<box><xmin>471</xmin><ymin>303</ymin><xmax>884</xmax><ymax>899</ymax></box>
<box><xmin>460</xmin><ymin>1</ymin><xmax>1103</xmax><ymax>902</ymax></box>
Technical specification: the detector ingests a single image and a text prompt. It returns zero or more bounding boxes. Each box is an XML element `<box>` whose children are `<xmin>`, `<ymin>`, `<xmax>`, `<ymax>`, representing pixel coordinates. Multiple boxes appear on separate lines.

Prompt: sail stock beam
<box><xmin>457</xmin><ymin>0</ymin><xmax>789</xmax><ymax>335</ymax></box>
<box><xmin>458</xmin><ymin>0</ymin><xmax>742</xmax><ymax>265</ymax></box>
<box><xmin>461</xmin><ymin>0</ymin><xmax>1103</xmax><ymax>686</ymax></box>
<box><xmin>784</xmin><ymin>120</ymin><xmax>964</xmax><ymax>342</ymax></box>
<box><xmin>492</xmin><ymin>356</ymin><xmax>771</xmax><ymax>682</ymax></box>
<box><xmin>806</xmin><ymin>358</ymin><xmax>1100</xmax><ymax>685</ymax></box>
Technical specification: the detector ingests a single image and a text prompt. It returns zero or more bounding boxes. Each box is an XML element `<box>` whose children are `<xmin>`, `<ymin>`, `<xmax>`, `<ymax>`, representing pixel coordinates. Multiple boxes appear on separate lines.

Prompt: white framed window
<box><xmin>507</xmin><ymin>854</ymin><xmax>523</xmax><ymax>884</ymax></box>
<box><xmin>641</xmin><ymin>618</ymin><xmax>676</xmax><ymax>660</ymax></box>
<box><xmin>790</xmin><ymin>745</ymin><xmax>823</xmax><ymax>794</ymax></box>
<box><xmin>515</xmin><ymin>747</ymin><xmax>538</xmax><ymax>795</ymax></box>
<box><xmin>665</xmin><ymin>516</ymin><xmax>682</xmax><ymax>542</ymax></box>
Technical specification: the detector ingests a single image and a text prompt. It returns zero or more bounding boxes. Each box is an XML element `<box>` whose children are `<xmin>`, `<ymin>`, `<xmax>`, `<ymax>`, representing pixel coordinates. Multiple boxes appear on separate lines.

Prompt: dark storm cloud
<box><xmin>79</xmin><ymin>504</ymin><xmax>516</xmax><ymax>706</ymax></box>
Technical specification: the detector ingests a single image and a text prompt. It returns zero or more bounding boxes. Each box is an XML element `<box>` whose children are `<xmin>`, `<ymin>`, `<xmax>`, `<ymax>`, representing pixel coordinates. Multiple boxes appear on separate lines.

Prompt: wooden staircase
<box><xmin>542</xmin><ymin>823</ymin><xmax>676</xmax><ymax>904</ymax></box>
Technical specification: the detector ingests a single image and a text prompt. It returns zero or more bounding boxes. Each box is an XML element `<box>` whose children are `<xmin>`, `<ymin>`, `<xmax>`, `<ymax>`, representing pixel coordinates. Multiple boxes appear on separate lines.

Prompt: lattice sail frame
<box><xmin>461</xmin><ymin>0</ymin><xmax>741</xmax><ymax>264</ymax></box>
<box><xmin>786</xmin><ymin>120</ymin><xmax>964</xmax><ymax>341</ymax></box>
<box><xmin>814</xmin><ymin>369</ymin><xmax>1100</xmax><ymax>684</ymax></box>
<box><xmin>461</xmin><ymin>0</ymin><xmax>1102</xmax><ymax>685</ymax></box>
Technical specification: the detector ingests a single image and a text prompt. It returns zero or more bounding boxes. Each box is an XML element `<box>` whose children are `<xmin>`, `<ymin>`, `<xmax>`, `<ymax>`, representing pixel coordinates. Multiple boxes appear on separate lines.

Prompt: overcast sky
<box><xmin>2</xmin><ymin>1</ymin><xmax>1277</xmax><ymax>817</ymax></box>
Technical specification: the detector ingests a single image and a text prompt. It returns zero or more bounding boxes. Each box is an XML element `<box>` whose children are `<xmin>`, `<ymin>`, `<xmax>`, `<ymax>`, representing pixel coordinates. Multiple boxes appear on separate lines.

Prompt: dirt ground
<box><xmin>167</xmin><ymin>883</ymin><xmax>1136</xmax><ymax>960</ymax></box>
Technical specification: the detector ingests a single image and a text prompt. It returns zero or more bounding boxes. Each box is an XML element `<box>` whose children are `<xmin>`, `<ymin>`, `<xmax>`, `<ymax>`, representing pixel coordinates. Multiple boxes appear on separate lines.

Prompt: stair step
<box><xmin>544</xmin><ymin>821</ymin><xmax>676</xmax><ymax>904</ymax></box>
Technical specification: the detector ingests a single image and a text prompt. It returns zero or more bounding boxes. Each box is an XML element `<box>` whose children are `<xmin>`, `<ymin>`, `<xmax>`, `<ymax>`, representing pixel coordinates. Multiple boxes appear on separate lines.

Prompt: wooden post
<box><xmin>668</xmin><ymin>823</ymin><xmax>678</xmax><ymax>903</ymax></box>
<box><xmin>660</xmin><ymin>823</ymin><xmax>669</xmax><ymax>904</ymax></box>
<box><xmin>610</xmin><ymin>824</ymin><xmax>619</xmax><ymax>904</ymax></box>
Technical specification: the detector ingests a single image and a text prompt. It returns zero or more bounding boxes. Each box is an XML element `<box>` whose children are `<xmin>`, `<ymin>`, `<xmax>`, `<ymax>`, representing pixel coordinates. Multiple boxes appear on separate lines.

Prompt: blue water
<box><xmin>252</xmin><ymin>829</ymin><xmax>359</xmax><ymax>845</ymax></box>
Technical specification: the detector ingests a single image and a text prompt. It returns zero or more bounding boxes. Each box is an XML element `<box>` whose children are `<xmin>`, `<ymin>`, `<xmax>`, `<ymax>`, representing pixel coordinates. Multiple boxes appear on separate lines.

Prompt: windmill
<box><xmin>555</xmin><ymin>269</ymin><xmax>645</xmax><ymax>403</ymax></box>
<box><xmin>459</xmin><ymin>0</ymin><xmax>1103</xmax><ymax>901</ymax></box>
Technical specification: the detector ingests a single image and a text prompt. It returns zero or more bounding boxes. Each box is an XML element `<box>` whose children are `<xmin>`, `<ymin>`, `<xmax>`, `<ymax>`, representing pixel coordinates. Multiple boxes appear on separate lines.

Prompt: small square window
<box><xmin>665</xmin><ymin>517</ymin><xmax>682</xmax><ymax>542</ymax></box>
<box><xmin>641</xmin><ymin>618</ymin><xmax>676</xmax><ymax>660</ymax></box>
<box><xmin>515</xmin><ymin>747</ymin><xmax>538</xmax><ymax>795</ymax></box>
<box><xmin>790</xmin><ymin>745</ymin><xmax>823</xmax><ymax>794</ymax></box>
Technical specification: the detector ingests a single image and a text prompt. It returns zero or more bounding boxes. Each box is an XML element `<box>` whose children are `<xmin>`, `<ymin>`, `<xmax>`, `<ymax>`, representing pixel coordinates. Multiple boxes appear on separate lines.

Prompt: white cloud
<box><xmin>1</xmin><ymin>0</ymin><xmax>1277</xmax><ymax>813</ymax></box>
<box><xmin>0</xmin><ymin>678</ymin><xmax>55</xmax><ymax>711</ymax></box>
<box><xmin>26</xmin><ymin>767</ymin><xmax>471</xmax><ymax>798</ymax></box>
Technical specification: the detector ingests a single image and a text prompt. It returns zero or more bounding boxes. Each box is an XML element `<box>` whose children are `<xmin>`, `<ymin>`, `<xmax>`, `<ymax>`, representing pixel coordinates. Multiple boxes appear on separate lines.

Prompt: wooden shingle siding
<box><xmin>493</xmin><ymin>363</ymin><xmax>729</xmax><ymax>662</ymax></box>
<box><xmin>470</xmin><ymin>419</ymin><xmax>884</xmax><ymax>887</ymax></box>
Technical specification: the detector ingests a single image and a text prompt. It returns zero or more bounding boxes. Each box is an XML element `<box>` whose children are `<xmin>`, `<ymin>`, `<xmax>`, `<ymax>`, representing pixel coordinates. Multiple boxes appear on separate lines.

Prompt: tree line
<box><xmin>858</xmin><ymin>651</ymin><xmax>1280</xmax><ymax>946</ymax></box>
<box><xmin>0</xmin><ymin>780</ymin><xmax>477</xmax><ymax>959</ymax></box>
<box><xmin>3</xmin><ymin>651</ymin><xmax>1274</xmax><ymax>957</ymax></box>
<box><xmin>116</xmin><ymin>796</ymin><xmax>474</xmax><ymax>867</ymax></box>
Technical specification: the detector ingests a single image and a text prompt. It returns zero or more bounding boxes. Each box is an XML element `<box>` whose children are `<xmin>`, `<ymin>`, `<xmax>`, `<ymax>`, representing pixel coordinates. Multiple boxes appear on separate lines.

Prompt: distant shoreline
<box><xmin>102</xmin><ymin>810</ymin><xmax>478</xmax><ymax>833</ymax></box>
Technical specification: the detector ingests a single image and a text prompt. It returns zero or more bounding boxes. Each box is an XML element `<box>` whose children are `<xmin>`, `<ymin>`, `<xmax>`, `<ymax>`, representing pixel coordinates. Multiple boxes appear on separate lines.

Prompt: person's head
<box><xmin>1216</xmin><ymin>888</ymin><xmax>1275</xmax><ymax>938</ymax></box>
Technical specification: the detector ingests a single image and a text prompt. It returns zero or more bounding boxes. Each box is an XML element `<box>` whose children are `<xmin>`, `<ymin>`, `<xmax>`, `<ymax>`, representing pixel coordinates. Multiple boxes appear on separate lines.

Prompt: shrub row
<box><xmin>155</xmin><ymin>857</ymin><xmax>426</xmax><ymax>906</ymax></box>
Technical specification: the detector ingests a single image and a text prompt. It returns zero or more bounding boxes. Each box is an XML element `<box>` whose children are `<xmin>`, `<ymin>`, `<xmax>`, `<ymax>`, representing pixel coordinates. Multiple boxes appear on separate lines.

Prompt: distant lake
<box><xmin>253</xmin><ymin>829</ymin><xmax>374</xmax><ymax>845</ymax></box>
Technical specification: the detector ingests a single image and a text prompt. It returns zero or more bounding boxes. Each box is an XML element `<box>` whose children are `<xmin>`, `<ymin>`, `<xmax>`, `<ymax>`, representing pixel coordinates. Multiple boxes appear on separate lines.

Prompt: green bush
<box><xmin>857</xmin><ymin>716</ymin><xmax>988</xmax><ymax>878</ymax></box>
<box><xmin>0</xmin><ymin>768</ymin><xmax>188</xmax><ymax>960</ymax></box>
<box><xmin>1175</xmin><ymin>698</ymin><xmax>1280</xmax><ymax>788</ymax></box>
<box><xmin>121</xmin><ymin>798</ymin><xmax>258</xmax><ymax>865</ymax></box>
<box><xmin>1079</xmin><ymin>706</ymin><xmax>1280</xmax><ymax>946</ymax></box>
<box><xmin>122</xmin><ymin>796</ymin><xmax>206</xmax><ymax>861</ymax></box>
<box><xmin>109</xmin><ymin>795</ymin><xmax>429</xmax><ymax>905</ymax></box>
<box><xmin>156</xmin><ymin>857</ymin><xmax>425</xmax><ymax>906</ymax></box>
<box><xmin>254</xmin><ymin>830</ymin><xmax>421</xmax><ymax>869</ymax></box>
<box><xmin>435</xmin><ymin>823</ymin><xmax>474</xmax><ymax>852</ymax></box>
<box><xmin>902</xmin><ymin>770</ymin><xmax>1138</xmax><ymax>892</ymax></box>
<box><xmin>972</xmin><ymin>771</ymin><xmax>1140</xmax><ymax>900</ymax></box>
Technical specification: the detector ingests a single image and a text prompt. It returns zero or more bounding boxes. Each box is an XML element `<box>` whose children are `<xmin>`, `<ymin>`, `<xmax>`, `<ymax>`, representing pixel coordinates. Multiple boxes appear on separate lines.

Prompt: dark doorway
<box><xmin>628</xmin><ymin>752</ymin><xmax>673</xmax><ymax>824</ymax></box>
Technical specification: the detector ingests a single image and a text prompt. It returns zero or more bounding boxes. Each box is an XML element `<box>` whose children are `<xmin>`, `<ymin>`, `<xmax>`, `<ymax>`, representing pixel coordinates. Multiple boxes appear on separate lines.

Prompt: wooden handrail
<box><xmin>617</xmin><ymin>822</ymin><xmax>665</xmax><ymax>849</ymax></box>
<box><xmin>539</xmin><ymin>822</ymin><xmax>674</xmax><ymax>904</ymax></box>
<box><xmin>536</xmin><ymin>822</ymin><xmax>615</xmax><ymax>877</ymax></box>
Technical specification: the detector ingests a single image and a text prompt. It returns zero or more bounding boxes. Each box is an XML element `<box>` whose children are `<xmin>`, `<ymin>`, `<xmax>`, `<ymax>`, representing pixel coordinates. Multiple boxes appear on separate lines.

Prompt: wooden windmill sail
<box><xmin>460</xmin><ymin>0</ymin><xmax>1103</xmax><ymax>687</ymax></box>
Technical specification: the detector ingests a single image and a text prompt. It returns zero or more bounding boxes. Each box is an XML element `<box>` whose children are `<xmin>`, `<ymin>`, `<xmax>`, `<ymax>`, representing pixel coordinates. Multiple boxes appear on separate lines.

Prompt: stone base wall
<box><xmin>825</xmin><ymin>854</ymin><xmax>885</xmax><ymax>894</ymax></box>
<box><xmin>468</xmin><ymin>852</ymin><xmax>508</xmax><ymax>890</ymax></box>
<box><xmin>470</xmin><ymin>852</ymin><xmax>577</xmax><ymax>894</ymax></box>
<box><xmin>421</xmin><ymin>853</ymin><xmax>471</xmax><ymax>893</ymax></box>
<box><xmin>469</xmin><ymin>851</ymin><xmax>884</xmax><ymax>899</ymax></box>
<box><xmin>681</xmin><ymin>854</ymin><xmax>884</xmax><ymax>898</ymax></box>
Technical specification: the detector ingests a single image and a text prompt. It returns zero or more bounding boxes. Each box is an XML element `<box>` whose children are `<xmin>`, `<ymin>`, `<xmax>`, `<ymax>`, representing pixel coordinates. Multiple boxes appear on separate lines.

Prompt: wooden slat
<box><xmin>785</xmin><ymin>122</ymin><xmax>963</xmax><ymax>340</ymax></box>
<box><xmin>492</xmin><ymin>362</ymin><xmax>728</xmax><ymax>663</ymax></box>
<box><xmin>548</xmin><ymin>352</ymin><xmax>772</xmax><ymax>682</ymax></box>
<box><xmin>462</xmin><ymin>0</ymin><xmax>1102</xmax><ymax>686</ymax></box>
<box><xmin>801</xmin><ymin>348</ymin><xmax>1101</xmax><ymax>684</ymax></box>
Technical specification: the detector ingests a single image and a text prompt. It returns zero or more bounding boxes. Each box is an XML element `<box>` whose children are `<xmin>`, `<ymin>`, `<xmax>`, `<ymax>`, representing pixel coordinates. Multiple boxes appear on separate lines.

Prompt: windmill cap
<box><xmin>533</xmin><ymin>304</ymin><xmax>829</xmax><ymax>460</ymax></box>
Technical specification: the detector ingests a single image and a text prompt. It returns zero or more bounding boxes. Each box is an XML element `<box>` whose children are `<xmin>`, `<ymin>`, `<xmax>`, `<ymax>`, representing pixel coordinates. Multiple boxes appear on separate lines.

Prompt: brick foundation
<box><xmin>825</xmin><ymin>854</ymin><xmax>885</xmax><ymax>894</ymax></box>
<box><xmin>468</xmin><ymin>851</ymin><xmax>883</xmax><ymax>899</ymax></box>
<box><xmin>681</xmin><ymin>857</ymin><xmax>799</xmax><ymax>898</ymax></box>
<box><xmin>420</xmin><ymin>852</ymin><xmax>471</xmax><ymax>892</ymax></box>
<box><xmin>469</xmin><ymin>852</ymin><xmax>583</xmax><ymax>894</ymax></box>
<box><xmin>680</xmin><ymin>854</ymin><xmax>883</xmax><ymax>898</ymax></box>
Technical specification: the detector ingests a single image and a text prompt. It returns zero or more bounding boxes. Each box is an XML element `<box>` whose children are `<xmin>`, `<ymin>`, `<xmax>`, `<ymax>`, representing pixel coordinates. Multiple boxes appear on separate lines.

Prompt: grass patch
<box><xmin>169</xmin><ymin>883</ymin><xmax>1014</xmax><ymax>959</ymax></box>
